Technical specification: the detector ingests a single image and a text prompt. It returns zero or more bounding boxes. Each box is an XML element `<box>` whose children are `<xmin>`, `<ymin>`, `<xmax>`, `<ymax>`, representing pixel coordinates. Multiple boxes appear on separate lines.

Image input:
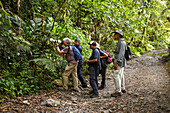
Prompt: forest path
<box><xmin>0</xmin><ymin>49</ymin><xmax>170</xmax><ymax>113</ymax></box>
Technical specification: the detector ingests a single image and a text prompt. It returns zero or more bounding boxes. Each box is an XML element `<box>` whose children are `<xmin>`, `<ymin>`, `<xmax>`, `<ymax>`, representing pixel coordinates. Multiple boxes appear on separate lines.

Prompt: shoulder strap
<box><xmin>67</xmin><ymin>45</ymin><xmax>74</xmax><ymax>57</ymax></box>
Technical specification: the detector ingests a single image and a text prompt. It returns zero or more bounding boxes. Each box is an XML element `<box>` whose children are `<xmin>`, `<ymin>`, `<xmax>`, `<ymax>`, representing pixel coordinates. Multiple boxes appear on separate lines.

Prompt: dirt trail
<box><xmin>0</xmin><ymin>49</ymin><xmax>170</xmax><ymax>113</ymax></box>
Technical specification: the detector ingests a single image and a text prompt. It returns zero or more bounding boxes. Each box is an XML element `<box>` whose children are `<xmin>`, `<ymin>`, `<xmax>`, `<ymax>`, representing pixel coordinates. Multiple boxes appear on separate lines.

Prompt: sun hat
<box><xmin>114</xmin><ymin>29</ymin><xmax>123</xmax><ymax>37</ymax></box>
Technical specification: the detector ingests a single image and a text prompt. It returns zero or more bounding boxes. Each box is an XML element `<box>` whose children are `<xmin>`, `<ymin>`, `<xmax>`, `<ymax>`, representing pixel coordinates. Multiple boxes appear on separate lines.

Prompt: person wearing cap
<box><xmin>86</xmin><ymin>41</ymin><xmax>100</xmax><ymax>98</ymax></box>
<box><xmin>55</xmin><ymin>38</ymin><xmax>79</xmax><ymax>92</ymax></box>
<box><xmin>96</xmin><ymin>43</ymin><xmax>108</xmax><ymax>90</ymax></box>
<box><xmin>74</xmin><ymin>38</ymin><xmax>87</xmax><ymax>88</ymax></box>
<box><xmin>111</xmin><ymin>29</ymin><xmax>127</xmax><ymax>97</ymax></box>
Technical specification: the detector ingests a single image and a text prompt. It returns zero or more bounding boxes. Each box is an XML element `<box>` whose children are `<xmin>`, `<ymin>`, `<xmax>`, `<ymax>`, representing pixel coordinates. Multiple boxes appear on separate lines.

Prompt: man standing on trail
<box><xmin>86</xmin><ymin>41</ymin><xmax>100</xmax><ymax>98</ymax></box>
<box><xmin>111</xmin><ymin>29</ymin><xmax>127</xmax><ymax>97</ymax></box>
<box><xmin>55</xmin><ymin>38</ymin><xmax>79</xmax><ymax>92</ymax></box>
<box><xmin>74</xmin><ymin>38</ymin><xmax>87</xmax><ymax>88</ymax></box>
<box><xmin>96</xmin><ymin>43</ymin><xmax>108</xmax><ymax>90</ymax></box>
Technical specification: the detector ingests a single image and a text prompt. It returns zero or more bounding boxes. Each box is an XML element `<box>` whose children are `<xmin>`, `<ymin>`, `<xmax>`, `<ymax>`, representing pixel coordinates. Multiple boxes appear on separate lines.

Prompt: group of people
<box><xmin>55</xmin><ymin>29</ymin><xmax>127</xmax><ymax>98</ymax></box>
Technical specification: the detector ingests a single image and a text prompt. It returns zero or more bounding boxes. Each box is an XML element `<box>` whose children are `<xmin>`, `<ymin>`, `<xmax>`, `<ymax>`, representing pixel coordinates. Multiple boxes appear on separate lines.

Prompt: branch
<box><xmin>47</xmin><ymin>0</ymin><xmax>66</xmax><ymax>37</ymax></box>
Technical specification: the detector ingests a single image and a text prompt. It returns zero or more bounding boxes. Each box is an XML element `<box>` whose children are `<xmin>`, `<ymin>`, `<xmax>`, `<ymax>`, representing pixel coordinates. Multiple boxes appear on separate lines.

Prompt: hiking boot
<box><xmin>73</xmin><ymin>88</ymin><xmax>81</xmax><ymax>93</ymax></box>
<box><xmin>111</xmin><ymin>92</ymin><xmax>122</xmax><ymax>97</ymax></box>
<box><xmin>98</xmin><ymin>86</ymin><xmax>105</xmax><ymax>90</ymax></box>
<box><xmin>57</xmin><ymin>87</ymin><xmax>67</xmax><ymax>92</ymax></box>
<box><xmin>121</xmin><ymin>90</ymin><xmax>126</xmax><ymax>93</ymax></box>
<box><xmin>90</xmin><ymin>94</ymin><xmax>99</xmax><ymax>98</ymax></box>
<box><xmin>81</xmin><ymin>84</ymin><xmax>88</xmax><ymax>88</ymax></box>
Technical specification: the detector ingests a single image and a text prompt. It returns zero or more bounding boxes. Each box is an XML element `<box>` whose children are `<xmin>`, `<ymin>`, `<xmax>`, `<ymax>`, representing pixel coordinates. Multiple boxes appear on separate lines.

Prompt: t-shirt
<box><xmin>62</xmin><ymin>46</ymin><xmax>78</xmax><ymax>64</ymax></box>
<box><xmin>89</xmin><ymin>48</ymin><xmax>100</xmax><ymax>68</ymax></box>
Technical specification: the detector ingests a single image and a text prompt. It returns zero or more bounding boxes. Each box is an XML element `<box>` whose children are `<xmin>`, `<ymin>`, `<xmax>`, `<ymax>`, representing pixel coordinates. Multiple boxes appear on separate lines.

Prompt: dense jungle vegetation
<box><xmin>0</xmin><ymin>0</ymin><xmax>169</xmax><ymax>101</ymax></box>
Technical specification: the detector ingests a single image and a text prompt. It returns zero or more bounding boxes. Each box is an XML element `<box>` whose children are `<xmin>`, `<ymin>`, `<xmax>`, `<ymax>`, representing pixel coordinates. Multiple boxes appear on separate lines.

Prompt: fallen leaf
<box><xmin>140</xmin><ymin>97</ymin><xmax>144</xmax><ymax>100</ymax></box>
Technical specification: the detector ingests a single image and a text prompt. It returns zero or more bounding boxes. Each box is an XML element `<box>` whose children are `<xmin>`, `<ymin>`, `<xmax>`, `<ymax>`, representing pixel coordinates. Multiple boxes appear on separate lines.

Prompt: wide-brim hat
<box><xmin>114</xmin><ymin>29</ymin><xmax>123</xmax><ymax>37</ymax></box>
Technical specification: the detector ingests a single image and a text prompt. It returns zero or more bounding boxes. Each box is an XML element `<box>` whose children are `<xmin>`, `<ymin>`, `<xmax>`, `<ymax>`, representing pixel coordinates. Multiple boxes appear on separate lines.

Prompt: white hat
<box><xmin>96</xmin><ymin>42</ymin><xmax>100</xmax><ymax>49</ymax></box>
<box><xmin>114</xmin><ymin>29</ymin><xmax>124</xmax><ymax>37</ymax></box>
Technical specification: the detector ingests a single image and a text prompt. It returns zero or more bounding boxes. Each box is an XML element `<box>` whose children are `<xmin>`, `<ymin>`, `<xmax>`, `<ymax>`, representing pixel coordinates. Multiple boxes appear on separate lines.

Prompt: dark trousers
<box><xmin>89</xmin><ymin>66</ymin><xmax>99</xmax><ymax>95</ymax></box>
<box><xmin>77</xmin><ymin>64</ymin><xmax>87</xmax><ymax>86</ymax></box>
<box><xmin>100</xmin><ymin>66</ymin><xmax>107</xmax><ymax>87</ymax></box>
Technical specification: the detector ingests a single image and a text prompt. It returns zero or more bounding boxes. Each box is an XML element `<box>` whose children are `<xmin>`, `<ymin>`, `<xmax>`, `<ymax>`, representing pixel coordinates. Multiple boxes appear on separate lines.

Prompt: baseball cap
<box><xmin>114</xmin><ymin>29</ymin><xmax>123</xmax><ymax>37</ymax></box>
<box><xmin>88</xmin><ymin>41</ymin><xmax>96</xmax><ymax>46</ymax></box>
<box><xmin>75</xmin><ymin>38</ymin><xmax>80</xmax><ymax>42</ymax></box>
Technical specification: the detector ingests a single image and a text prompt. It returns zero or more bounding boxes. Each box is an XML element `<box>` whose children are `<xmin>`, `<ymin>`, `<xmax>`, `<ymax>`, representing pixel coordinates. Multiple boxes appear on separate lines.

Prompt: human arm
<box><xmin>100</xmin><ymin>52</ymin><xmax>108</xmax><ymax>59</ymax></box>
<box><xmin>86</xmin><ymin>58</ymin><xmax>98</xmax><ymax>63</ymax></box>
<box><xmin>55</xmin><ymin>42</ymin><xmax>65</xmax><ymax>54</ymax></box>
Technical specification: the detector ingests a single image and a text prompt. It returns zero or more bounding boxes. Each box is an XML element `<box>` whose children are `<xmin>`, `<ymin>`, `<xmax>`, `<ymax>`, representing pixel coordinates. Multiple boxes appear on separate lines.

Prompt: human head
<box><xmin>88</xmin><ymin>41</ymin><xmax>97</xmax><ymax>49</ymax></box>
<box><xmin>74</xmin><ymin>38</ymin><xmax>80</xmax><ymax>46</ymax></box>
<box><xmin>114</xmin><ymin>29</ymin><xmax>123</xmax><ymax>40</ymax></box>
<box><xmin>63</xmin><ymin>38</ymin><xmax>71</xmax><ymax>46</ymax></box>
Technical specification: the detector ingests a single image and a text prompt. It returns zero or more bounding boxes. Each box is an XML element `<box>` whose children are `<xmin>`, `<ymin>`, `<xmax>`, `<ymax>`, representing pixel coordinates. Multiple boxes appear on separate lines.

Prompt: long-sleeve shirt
<box><xmin>114</xmin><ymin>38</ymin><xmax>126</xmax><ymax>67</ymax></box>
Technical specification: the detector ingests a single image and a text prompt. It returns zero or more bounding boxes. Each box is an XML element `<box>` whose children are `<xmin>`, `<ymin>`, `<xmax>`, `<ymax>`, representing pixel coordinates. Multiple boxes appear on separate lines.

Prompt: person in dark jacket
<box><xmin>86</xmin><ymin>41</ymin><xmax>100</xmax><ymax>98</ymax></box>
<box><xmin>74</xmin><ymin>38</ymin><xmax>87</xmax><ymax>88</ymax></box>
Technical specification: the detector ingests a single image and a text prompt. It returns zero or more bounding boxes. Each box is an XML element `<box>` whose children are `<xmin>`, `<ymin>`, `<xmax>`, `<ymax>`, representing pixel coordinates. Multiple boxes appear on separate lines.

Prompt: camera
<box><xmin>50</xmin><ymin>38</ymin><xmax>62</xmax><ymax>44</ymax></box>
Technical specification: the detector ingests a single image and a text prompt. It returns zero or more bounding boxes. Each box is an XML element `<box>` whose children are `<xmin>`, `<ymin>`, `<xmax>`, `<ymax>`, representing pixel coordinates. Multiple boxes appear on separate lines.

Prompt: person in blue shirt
<box><xmin>74</xmin><ymin>38</ymin><xmax>87</xmax><ymax>88</ymax></box>
<box><xmin>96</xmin><ymin>43</ymin><xmax>108</xmax><ymax>90</ymax></box>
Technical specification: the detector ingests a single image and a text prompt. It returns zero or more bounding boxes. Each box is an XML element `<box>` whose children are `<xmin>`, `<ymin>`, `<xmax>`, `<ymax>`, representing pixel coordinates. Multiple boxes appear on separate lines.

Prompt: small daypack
<box><xmin>68</xmin><ymin>45</ymin><xmax>82</xmax><ymax>61</ymax></box>
<box><xmin>125</xmin><ymin>44</ymin><xmax>131</xmax><ymax>61</ymax></box>
<box><xmin>103</xmin><ymin>51</ymin><xmax>113</xmax><ymax>64</ymax></box>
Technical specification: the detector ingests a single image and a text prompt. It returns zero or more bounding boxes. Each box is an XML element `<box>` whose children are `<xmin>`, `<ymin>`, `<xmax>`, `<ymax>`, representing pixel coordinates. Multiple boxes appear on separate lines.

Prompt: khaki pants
<box><xmin>62</xmin><ymin>63</ymin><xmax>78</xmax><ymax>90</ymax></box>
<box><xmin>113</xmin><ymin>66</ymin><xmax>125</xmax><ymax>93</ymax></box>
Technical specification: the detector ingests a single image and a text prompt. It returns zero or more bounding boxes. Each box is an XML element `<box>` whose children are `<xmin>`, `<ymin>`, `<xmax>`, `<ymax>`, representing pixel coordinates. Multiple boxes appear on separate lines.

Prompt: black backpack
<box><xmin>125</xmin><ymin>44</ymin><xmax>131</xmax><ymax>61</ymax></box>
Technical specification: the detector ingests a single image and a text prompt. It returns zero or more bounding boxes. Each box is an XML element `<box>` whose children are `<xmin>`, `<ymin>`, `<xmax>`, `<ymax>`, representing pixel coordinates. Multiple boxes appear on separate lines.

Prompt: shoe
<box><xmin>98</xmin><ymin>86</ymin><xmax>105</xmax><ymax>90</ymax></box>
<box><xmin>90</xmin><ymin>94</ymin><xmax>99</xmax><ymax>98</ymax></box>
<box><xmin>73</xmin><ymin>89</ymin><xmax>81</xmax><ymax>93</ymax></box>
<box><xmin>57</xmin><ymin>87</ymin><xmax>67</xmax><ymax>91</ymax></box>
<box><xmin>121</xmin><ymin>90</ymin><xmax>126</xmax><ymax>93</ymax></box>
<box><xmin>111</xmin><ymin>92</ymin><xmax>122</xmax><ymax>97</ymax></box>
<box><xmin>81</xmin><ymin>84</ymin><xmax>87</xmax><ymax>88</ymax></box>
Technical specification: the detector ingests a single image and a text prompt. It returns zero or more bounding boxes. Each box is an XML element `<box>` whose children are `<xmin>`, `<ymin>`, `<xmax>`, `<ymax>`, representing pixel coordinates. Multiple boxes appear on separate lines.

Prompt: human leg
<box><xmin>100</xmin><ymin>66</ymin><xmax>107</xmax><ymax>88</ymax></box>
<box><xmin>89</xmin><ymin>66</ymin><xmax>99</xmax><ymax>95</ymax></box>
<box><xmin>77</xmin><ymin>65</ymin><xmax>87</xmax><ymax>87</ymax></box>
<box><xmin>113</xmin><ymin>66</ymin><xmax>121</xmax><ymax>93</ymax></box>
<box><xmin>62</xmin><ymin>63</ymin><xmax>76</xmax><ymax>90</ymax></box>
<box><xmin>71</xmin><ymin>63</ymin><xmax>79</xmax><ymax>91</ymax></box>
<box><xmin>120</xmin><ymin>67</ymin><xmax>126</xmax><ymax>92</ymax></box>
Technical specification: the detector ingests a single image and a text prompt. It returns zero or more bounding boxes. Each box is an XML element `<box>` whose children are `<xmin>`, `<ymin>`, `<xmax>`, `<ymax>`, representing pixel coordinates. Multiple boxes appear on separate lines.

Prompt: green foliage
<box><xmin>0</xmin><ymin>0</ymin><xmax>170</xmax><ymax>100</ymax></box>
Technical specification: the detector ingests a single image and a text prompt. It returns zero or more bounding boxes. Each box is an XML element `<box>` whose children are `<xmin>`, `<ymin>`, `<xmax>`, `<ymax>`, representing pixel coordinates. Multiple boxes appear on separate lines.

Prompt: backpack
<box><xmin>125</xmin><ymin>44</ymin><xmax>131</xmax><ymax>61</ymax></box>
<box><xmin>68</xmin><ymin>45</ymin><xmax>82</xmax><ymax>61</ymax></box>
<box><xmin>103</xmin><ymin>51</ymin><xmax>113</xmax><ymax>64</ymax></box>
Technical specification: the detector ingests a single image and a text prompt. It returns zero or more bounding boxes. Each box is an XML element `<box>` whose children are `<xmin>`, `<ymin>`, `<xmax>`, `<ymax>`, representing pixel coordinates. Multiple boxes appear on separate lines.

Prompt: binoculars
<box><xmin>50</xmin><ymin>38</ymin><xmax>62</xmax><ymax>44</ymax></box>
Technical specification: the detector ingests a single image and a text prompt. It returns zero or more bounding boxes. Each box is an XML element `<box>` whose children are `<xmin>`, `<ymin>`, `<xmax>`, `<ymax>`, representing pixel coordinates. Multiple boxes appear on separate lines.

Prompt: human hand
<box><xmin>55</xmin><ymin>42</ymin><xmax>58</xmax><ymax>46</ymax></box>
<box><xmin>114</xmin><ymin>63</ymin><xmax>118</xmax><ymax>70</ymax></box>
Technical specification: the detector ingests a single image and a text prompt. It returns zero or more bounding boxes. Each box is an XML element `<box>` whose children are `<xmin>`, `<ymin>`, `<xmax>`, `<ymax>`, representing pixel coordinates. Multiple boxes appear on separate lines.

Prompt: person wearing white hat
<box><xmin>111</xmin><ymin>29</ymin><xmax>127</xmax><ymax>97</ymax></box>
<box><xmin>96</xmin><ymin>43</ymin><xmax>108</xmax><ymax>90</ymax></box>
